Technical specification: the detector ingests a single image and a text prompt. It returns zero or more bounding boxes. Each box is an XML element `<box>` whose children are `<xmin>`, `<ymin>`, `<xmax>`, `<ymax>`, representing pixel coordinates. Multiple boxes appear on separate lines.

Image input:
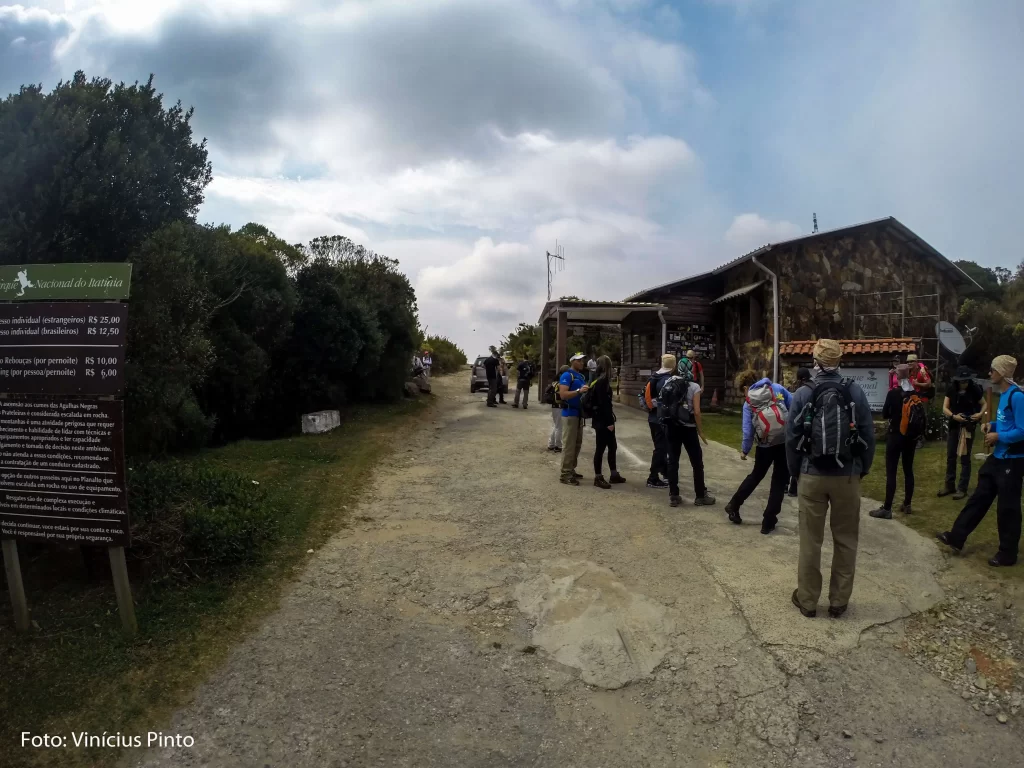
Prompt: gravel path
<box><xmin>132</xmin><ymin>376</ymin><xmax>1024</xmax><ymax>767</ymax></box>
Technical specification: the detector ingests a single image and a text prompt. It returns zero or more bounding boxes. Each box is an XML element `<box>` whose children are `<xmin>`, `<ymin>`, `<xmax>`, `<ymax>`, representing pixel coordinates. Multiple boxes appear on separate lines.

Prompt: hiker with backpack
<box><xmin>786</xmin><ymin>339</ymin><xmax>876</xmax><ymax>618</ymax></box>
<box><xmin>639</xmin><ymin>354</ymin><xmax>677</xmax><ymax>489</ymax></box>
<box><xmin>871</xmin><ymin>364</ymin><xmax>925</xmax><ymax>519</ymax></box>
<box><xmin>588</xmin><ymin>355</ymin><xmax>626</xmax><ymax>489</ymax></box>
<box><xmin>938</xmin><ymin>366</ymin><xmax>987</xmax><ymax>499</ymax></box>
<box><xmin>558</xmin><ymin>354</ymin><xmax>590</xmax><ymax>485</ymax></box>
<box><xmin>545</xmin><ymin>365</ymin><xmax>571</xmax><ymax>452</ymax></box>
<box><xmin>513</xmin><ymin>357</ymin><xmax>534</xmax><ymax>409</ymax></box>
<box><xmin>659</xmin><ymin>357</ymin><xmax>716</xmax><ymax>509</ymax></box>
<box><xmin>788</xmin><ymin>368</ymin><xmax>814</xmax><ymax>498</ymax></box>
<box><xmin>937</xmin><ymin>355</ymin><xmax>1024</xmax><ymax>567</ymax></box>
<box><xmin>725</xmin><ymin>378</ymin><xmax>793</xmax><ymax>533</ymax></box>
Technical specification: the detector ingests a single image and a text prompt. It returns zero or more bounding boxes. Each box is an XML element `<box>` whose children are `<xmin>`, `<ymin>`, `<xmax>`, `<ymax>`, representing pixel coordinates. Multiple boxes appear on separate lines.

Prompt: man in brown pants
<box><xmin>786</xmin><ymin>339</ymin><xmax>876</xmax><ymax>618</ymax></box>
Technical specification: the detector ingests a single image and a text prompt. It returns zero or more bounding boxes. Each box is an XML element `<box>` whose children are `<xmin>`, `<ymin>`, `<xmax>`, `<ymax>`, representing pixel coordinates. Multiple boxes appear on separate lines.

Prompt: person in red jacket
<box><xmin>906</xmin><ymin>354</ymin><xmax>933</xmax><ymax>402</ymax></box>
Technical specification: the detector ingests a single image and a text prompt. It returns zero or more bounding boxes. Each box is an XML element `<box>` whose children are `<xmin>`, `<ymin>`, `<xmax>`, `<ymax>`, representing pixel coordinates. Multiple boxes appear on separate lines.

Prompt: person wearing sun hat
<box><xmin>938</xmin><ymin>355</ymin><xmax>1024</xmax><ymax>567</ymax></box>
<box><xmin>786</xmin><ymin>338</ymin><xmax>876</xmax><ymax>619</ymax></box>
<box><xmin>557</xmin><ymin>352</ymin><xmax>590</xmax><ymax>485</ymax></box>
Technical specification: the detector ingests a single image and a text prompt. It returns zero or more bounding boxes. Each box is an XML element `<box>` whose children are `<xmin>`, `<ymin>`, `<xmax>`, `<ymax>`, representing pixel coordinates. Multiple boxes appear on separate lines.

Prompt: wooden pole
<box><xmin>108</xmin><ymin>546</ymin><xmax>137</xmax><ymax>637</ymax></box>
<box><xmin>2</xmin><ymin>539</ymin><xmax>30</xmax><ymax>632</ymax></box>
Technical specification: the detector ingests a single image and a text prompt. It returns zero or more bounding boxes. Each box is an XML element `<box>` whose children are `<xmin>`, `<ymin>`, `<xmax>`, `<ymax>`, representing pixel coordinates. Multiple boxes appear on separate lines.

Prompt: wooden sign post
<box><xmin>0</xmin><ymin>263</ymin><xmax>135</xmax><ymax>635</ymax></box>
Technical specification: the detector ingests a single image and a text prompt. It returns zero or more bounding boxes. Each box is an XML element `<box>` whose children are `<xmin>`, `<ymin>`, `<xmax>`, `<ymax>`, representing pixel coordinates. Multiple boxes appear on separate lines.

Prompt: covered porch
<box><xmin>537</xmin><ymin>299</ymin><xmax>668</xmax><ymax>397</ymax></box>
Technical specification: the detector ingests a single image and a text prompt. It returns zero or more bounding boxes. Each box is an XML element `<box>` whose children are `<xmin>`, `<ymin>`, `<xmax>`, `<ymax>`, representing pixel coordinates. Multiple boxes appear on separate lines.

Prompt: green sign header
<box><xmin>0</xmin><ymin>263</ymin><xmax>132</xmax><ymax>301</ymax></box>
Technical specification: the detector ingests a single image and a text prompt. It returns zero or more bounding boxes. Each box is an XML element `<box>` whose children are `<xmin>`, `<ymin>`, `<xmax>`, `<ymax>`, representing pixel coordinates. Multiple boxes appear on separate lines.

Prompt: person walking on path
<box><xmin>660</xmin><ymin>357</ymin><xmax>715</xmax><ymax>509</ymax></box>
<box><xmin>590</xmin><ymin>355</ymin><xmax>626</xmax><ymax>489</ymax></box>
<box><xmin>513</xmin><ymin>357</ymin><xmax>534</xmax><ymax>409</ymax></box>
<box><xmin>547</xmin><ymin>365</ymin><xmax>570</xmax><ymax>452</ymax></box>
<box><xmin>421</xmin><ymin>349</ymin><xmax>433</xmax><ymax>378</ymax></box>
<box><xmin>938</xmin><ymin>366</ymin><xmax>987</xmax><ymax>499</ymax></box>
<box><xmin>687</xmin><ymin>350</ymin><xmax>705</xmax><ymax>392</ymax></box>
<box><xmin>642</xmin><ymin>354</ymin><xmax>676</xmax><ymax>489</ymax></box>
<box><xmin>484</xmin><ymin>349</ymin><xmax>501</xmax><ymax>407</ymax></box>
<box><xmin>788</xmin><ymin>367</ymin><xmax>814</xmax><ymax>498</ymax></box>
<box><xmin>725</xmin><ymin>377</ymin><xmax>792</xmax><ymax>533</ymax></box>
<box><xmin>559</xmin><ymin>354</ymin><xmax>590</xmax><ymax>485</ymax></box>
<box><xmin>786</xmin><ymin>339</ymin><xmax>876</xmax><ymax>618</ymax></box>
<box><xmin>871</xmin><ymin>364</ymin><xmax>925</xmax><ymax>519</ymax></box>
<box><xmin>937</xmin><ymin>355</ymin><xmax>1024</xmax><ymax>567</ymax></box>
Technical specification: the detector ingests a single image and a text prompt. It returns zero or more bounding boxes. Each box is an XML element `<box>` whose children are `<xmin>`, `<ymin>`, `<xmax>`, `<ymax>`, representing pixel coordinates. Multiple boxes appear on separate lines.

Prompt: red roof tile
<box><xmin>779</xmin><ymin>338</ymin><xmax>917</xmax><ymax>357</ymax></box>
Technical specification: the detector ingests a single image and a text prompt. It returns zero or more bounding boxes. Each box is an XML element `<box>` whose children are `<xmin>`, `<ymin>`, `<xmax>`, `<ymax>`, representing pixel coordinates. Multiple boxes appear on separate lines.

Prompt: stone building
<box><xmin>621</xmin><ymin>217</ymin><xmax>980</xmax><ymax>407</ymax></box>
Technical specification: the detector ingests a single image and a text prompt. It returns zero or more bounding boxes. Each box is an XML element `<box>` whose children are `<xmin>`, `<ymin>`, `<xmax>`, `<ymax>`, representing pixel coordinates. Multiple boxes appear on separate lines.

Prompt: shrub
<box><xmin>423</xmin><ymin>335</ymin><xmax>467</xmax><ymax>374</ymax></box>
<box><xmin>128</xmin><ymin>461</ymin><xmax>278</xmax><ymax>571</ymax></box>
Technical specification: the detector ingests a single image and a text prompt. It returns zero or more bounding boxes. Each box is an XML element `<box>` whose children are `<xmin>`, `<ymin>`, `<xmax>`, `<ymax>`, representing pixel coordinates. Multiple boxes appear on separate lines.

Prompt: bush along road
<box><xmin>126</xmin><ymin>376</ymin><xmax>1023</xmax><ymax>768</ymax></box>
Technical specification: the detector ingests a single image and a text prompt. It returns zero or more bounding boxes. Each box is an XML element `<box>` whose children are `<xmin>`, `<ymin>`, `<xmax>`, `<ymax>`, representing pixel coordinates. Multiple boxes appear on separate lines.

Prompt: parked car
<box><xmin>470</xmin><ymin>356</ymin><xmax>509</xmax><ymax>393</ymax></box>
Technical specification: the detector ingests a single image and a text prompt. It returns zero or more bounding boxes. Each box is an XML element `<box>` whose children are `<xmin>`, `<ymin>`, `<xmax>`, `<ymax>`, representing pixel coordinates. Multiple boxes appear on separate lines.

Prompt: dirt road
<box><xmin>134</xmin><ymin>376</ymin><xmax>1024</xmax><ymax>767</ymax></box>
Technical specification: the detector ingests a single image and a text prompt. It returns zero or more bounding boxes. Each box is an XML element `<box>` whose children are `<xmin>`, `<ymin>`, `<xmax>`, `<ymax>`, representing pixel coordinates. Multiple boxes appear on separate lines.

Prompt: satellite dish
<box><xmin>936</xmin><ymin>321</ymin><xmax>966</xmax><ymax>356</ymax></box>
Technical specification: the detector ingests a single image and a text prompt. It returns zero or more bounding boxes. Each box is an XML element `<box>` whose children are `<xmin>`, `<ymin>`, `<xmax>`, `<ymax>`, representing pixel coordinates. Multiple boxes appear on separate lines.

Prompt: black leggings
<box><xmin>594</xmin><ymin>426</ymin><xmax>618</xmax><ymax>475</ymax></box>
<box><xmin>884</xmin><ymin>432</ymin><xmax>917</xmax><ymax>509</ymax></box>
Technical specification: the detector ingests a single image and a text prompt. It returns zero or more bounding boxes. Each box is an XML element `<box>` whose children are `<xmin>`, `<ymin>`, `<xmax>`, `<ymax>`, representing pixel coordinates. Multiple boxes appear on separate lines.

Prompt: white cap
<box><xmin>570</xmin><ymin>352</ymin><xmax>586</xmax><ymax>361</ymax></box>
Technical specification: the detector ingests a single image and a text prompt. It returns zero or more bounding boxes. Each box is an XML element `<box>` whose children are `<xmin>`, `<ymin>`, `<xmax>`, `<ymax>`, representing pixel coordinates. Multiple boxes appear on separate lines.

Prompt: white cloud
<box><xmin>723</xmin><ymin>213</ymin><xmax>801</xmax><ymax>253</ymax></box>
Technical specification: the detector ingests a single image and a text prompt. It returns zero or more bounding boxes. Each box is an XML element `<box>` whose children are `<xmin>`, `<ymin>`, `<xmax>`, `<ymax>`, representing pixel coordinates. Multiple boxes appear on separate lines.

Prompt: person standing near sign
<box><xmin>870</xmin><ymin>365</ymin><xmax>924</xmax><ymax>519</ymax></box>
<box><xmin>938</xmin><ymin>366</ymin><xmax>987</xmax><ymax>499</ymax></box>
<box><xmin>937</xmin><ymin>355</ymin><xmax>1024</xmax><ymax>567</ymax></box>
<box><xmin>687</xmin><ymin>350</ymin><xmax>705</xmax><ymax>392</ymax></box>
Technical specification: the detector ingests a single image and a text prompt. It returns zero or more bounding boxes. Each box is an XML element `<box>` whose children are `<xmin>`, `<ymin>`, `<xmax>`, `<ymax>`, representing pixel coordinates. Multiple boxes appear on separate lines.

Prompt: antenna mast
<box><xmin>546</xmin><ymin>242</ymin><xmax>565</xmax><ymax>301</ymax></box>
<box><xmin>812</xmin><ymin>213</ymin><xmax>819</xmax><ymax>233</ymax></box>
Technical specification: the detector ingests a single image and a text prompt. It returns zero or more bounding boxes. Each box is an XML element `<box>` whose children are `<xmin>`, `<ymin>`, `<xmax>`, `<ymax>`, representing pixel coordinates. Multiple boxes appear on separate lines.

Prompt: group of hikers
<box><xmin>509</xmin><ymin>339</ymin><xmax>1023</xmax><ymax>617</ymax></box>
<box><xmin>482</xmin><ymin>347</ymin><xmax>536</xmax><ymax>408</ymax></box>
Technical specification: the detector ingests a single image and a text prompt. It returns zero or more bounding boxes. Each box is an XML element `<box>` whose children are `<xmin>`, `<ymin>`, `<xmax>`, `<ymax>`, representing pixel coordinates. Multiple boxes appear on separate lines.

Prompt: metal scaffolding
<box><xmin>851</xmin><ymin>282</ymin><xmax>943</xmax><ymax>373</ymax></box>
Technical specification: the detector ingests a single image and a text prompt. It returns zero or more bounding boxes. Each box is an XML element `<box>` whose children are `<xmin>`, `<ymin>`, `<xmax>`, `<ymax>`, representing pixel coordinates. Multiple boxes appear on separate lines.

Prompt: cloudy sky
<box><xmin>3</xmin><ymin>0</ymin><xmax>1022</xmax><ymax>355</ymax></box>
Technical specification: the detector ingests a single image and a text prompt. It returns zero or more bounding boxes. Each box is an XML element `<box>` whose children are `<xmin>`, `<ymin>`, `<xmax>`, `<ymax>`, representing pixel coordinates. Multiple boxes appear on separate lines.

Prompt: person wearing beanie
<box><xmin>787</xmin><ymin>367</ymin><xmax>815</xmax><ymax>497</ymax></box>
<box><xmin>938</xmin><ymin>355</ymin><xmax>1024</xmax><ymax>567</ymax></box>
<box><xmin>642</xmin><ymin>353</ymin><xmax>677</xmax><ymax>488</ymax></box>
<box><xmin>786</xmin><ymin>338</ymin><xmax>876</xmax><ymax>618</ymax></box>
<box><xmin>662</xmin><ymin>356</ymin><xmax>715</xmax><ymax>509</ymax></box>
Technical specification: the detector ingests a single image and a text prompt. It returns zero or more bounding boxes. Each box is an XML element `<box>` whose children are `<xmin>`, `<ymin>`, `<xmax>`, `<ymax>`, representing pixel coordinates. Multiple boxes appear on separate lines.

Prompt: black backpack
<box><xmin>797</xmin><ymin>378</ymin><xmax>866</xmax><ymax>469</ymax></box>
<box><xmin>900</xmin><ymin>390</ymin><xmax>927</xmax><ymax>440</ymax></box>
<box><xmin>580</xmin><ymin>385</ymin><xmax>595</xmax><ymax>419</ymax></box>
<box><xmin>657</xmin><ymin>375</ymin><xmax>694</xmax><ymax>426</ymax></box>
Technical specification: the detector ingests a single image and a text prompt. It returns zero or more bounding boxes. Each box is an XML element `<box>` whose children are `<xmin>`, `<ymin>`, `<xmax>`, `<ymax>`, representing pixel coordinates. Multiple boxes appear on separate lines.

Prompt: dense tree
<box><xmin>420</xmin><ymin>335</ymin><xmax>467</xmax><ymax>374</ymax></box>
<box><xmin>0</xmin><ymin>72</ymin><xmax>212</xmax><ymax>264</ymax></box>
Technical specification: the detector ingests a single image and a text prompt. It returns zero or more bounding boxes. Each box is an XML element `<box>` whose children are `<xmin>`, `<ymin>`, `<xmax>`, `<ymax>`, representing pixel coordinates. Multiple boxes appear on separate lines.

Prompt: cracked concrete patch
<box><xmin>515</xmin><ymin>559</ymin><xmax>673</xmax><ymax>689</ymax></box>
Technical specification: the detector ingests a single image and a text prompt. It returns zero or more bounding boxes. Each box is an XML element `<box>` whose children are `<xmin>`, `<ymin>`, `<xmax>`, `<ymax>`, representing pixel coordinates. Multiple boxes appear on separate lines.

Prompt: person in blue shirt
<box><xmin>938</xmin><ymin>355</ymin><xmax>1024</xmax><ymax>567</ymax></box>
<box><xmin>558</xmin><ymin>353</ymin><xmax>590</xmax><ymax>485</ymax></box>
<box><xmin>724</xmin><ymin>377</ymin><xmax>792</xmax><ymax>533</ymax></box>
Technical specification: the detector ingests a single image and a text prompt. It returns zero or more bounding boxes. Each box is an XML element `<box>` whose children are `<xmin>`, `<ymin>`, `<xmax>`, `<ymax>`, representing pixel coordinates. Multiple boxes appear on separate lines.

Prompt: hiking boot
<box><xmin>609</xmin><ymin>473</ymin><xmax>626</xmax><ymax>484</ymax></box>
<box><xmin>725</xmin><ymin>503</ymin><xmax>742</xmax><ymax>525</ymax></box>
<box><xmin>694</xmin><ymin>494</ymin><xmax>716</xmax><ymax>507</ymax></box>
<box><xmin>988</xmin><ymin>553</ymin><xmax>1018</xmax><ymax>567</ymax></box>
<box><xmin>937</xmin><ymin>487</ymin><xmax>955</xmax><ymax>497</ymax></box>
<box><xmin>572</xmin><ymin>471</ymin><xmax>584</xmax><ymax>479</ymax></box>
<box><xmin>523</xmin><ymin>405</ymin><xmax>528</xmax><ymax>410</ymax></box>
<box><xmin>594</xmin><ymin>475</ymin><xmax>612</xmax><ymax>489</ymax></box>
<box><xmin>669</xmin><ymin>495</ymin><xmax>682</xmax><ymax>508</ymax></box>
<box><xmin>901</xmin><ymin>502</ymin><xmax>912</xmax><ymax>515</ymax></box>
<box><xmin>646</xmin><ymin>478</ymin><xmax>669</xmax><ymax>489</ymax></box>
<box><xmin>935</xmin><ymin>531</ymin><xmax>962</xmax><ymax>553</ymax></box>
<box><xmin>487</xmin><ymin>403</ymin><xmax>497</xmax><ymax>408</ymax></box>
<box><xmin>869</xmin><ymin>507</ymin><xmax>892</xmax><ymax>519</ymax></box>
<box><xmin>760</xmin><ymin>521</ymin><xmax>776</xmax><ymax>535</ymax></box>
<box><xmin>553</xmin><ymin>447</ymin><xmax>562</xmax><ymax>453</ymax></box>
<box><xmin>512</xmin><ymin>403</ymin><xmax>520</xmax><ymax>409</ymax></box>
<box><xmin>792</xmin><ymin>589</ymin><xmax>816</xmax><ymax>618</ymax></box>
<box><xmin>787</xmin><ymin>489</ymin><xmax>798</xmax><ymax>498</ymax></box>
<box><xmin>560</xmin><ymin>476</ymin><xmax>580</xmax><ymax>486</ymax></box>
<box><xmin>828</xmin><ymin>604</ymin><xmax>848</xmax><ymax>618</ymax></box>
<box><xmin>953</xmin><ymin>491</ymin><xmax>967</xmax><ymax>501</ymax></box>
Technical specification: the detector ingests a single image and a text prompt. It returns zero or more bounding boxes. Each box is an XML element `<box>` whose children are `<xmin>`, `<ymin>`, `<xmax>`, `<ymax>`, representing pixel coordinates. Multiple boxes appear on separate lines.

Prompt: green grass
<box><xmin>1</xmin><ymin>399</ymin><xmax>428</xmax><ymax>768</ymax></box>
<box><xmin>700</xmin><ymin>409</ymin><xmax>1019</xmax><ymax>581</ymax></box>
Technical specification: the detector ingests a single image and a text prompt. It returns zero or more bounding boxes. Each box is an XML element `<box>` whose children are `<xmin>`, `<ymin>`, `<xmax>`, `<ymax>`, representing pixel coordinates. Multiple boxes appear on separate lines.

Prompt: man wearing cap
<box><xmin>939</xmin><ymin>366</ymin><xmax>987</xmax><ymax>499</ymax></box>
<box><xmin>644</xmin><ymin>354</ymin><xmax>676</xmax><ymax>488</ymax></box>
<box><xmin>558</xmin><ymin>353</ymin><xmax>590</xmax><ymax>485</ymax></box>
<box><xmin>786</xmin><ymin>339</ymin><xmax>876</xmax><ymax>618</ymax></box>
<box><xmin>937</xmin><ymin>355</ymin><xmax>1024</xmax><ymax>567</ymax></box>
